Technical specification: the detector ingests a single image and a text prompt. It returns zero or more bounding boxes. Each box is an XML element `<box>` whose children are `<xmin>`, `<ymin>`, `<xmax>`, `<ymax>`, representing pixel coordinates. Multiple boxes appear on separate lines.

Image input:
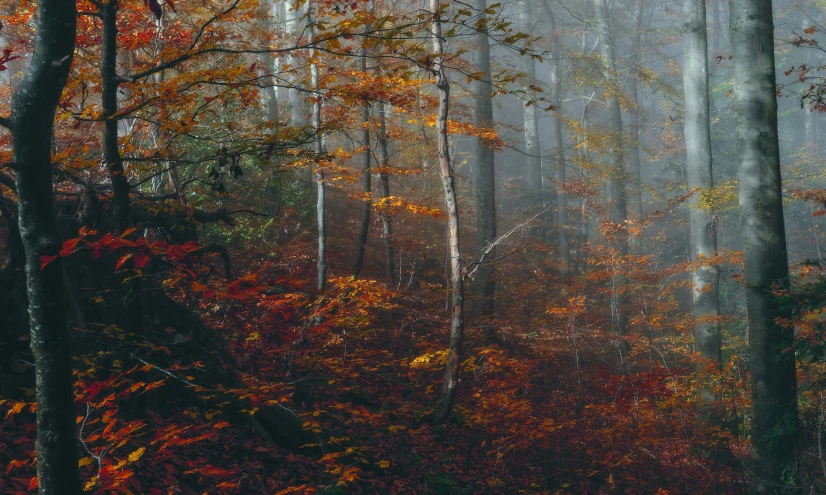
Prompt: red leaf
<box><xmin>39</xmin><ymin>255</ymin><xmax>58</xmax><ymax>269</ymax></box>
<box><xmin>814</xmin><ymin>210</ymin><xmax>826</xmax><ymax>217</ymax></box>
<box><xmin>60</xmin><ymin>238</ymin><xmax>81</xmax><ymax>257</ymax></box>
<box><xmin>133</xmin><ymin>252</ymin><xmax>151</xmax><ymax>268</ymax></box>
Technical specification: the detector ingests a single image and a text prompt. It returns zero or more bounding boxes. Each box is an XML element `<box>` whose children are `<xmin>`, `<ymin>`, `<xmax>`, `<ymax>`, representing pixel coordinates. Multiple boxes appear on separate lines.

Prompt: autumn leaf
<box><xmin>133</xmin><ymin>252</ymin><xmax>150</xmax><ymax>268</ymax></box>
<box><xmin>78</xmin><ymin>457</ymin><xmax>95</xmax><ymax>468</ymax></box>
<box><xmin>39</xmin><ymin>255</ymin><xmax>58</xmax><ymax>269</ymax></box>
<box><xmin>127</xmin><ymin>447</ymin><xmax>146</xmax><ymax>463</ymax></box>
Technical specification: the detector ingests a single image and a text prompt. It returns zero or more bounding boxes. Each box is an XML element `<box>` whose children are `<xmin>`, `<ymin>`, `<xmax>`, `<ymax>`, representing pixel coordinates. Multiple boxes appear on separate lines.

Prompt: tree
<box><xmin>430</xmin><ymin>0</ymin><xmax>464</xmax><ymax>426</ymax></box>
<box><xmin>681</xmin><ymin>0</ymin><xmax>722</xmax><ymax>421</ymax></box>
<box><xmin>594</xmin><ymin>0</ymin><xmax>628</xmax><ymax>337</ymax></box>
<box><xmin>519</xmin><ymin>1</ymin><xmax>542</xmax><ymax>220</ymax></box>
<box><xmin>310</xmin><ymin>0</ymin><xmax>327</xmax><ymax>292</ymax></box>
<box><xmin>730</xmin><ymin>0</ymin><xmax>800</xmax><ymax>491</ymax></box>
<box><xmin>471</xmin><ymin>0</ymin><xmax>497</xmax><ymax>325</ymax></box>
<box><xmin>2</xmin><ymin>0</ymin><xmax>82</xmax><ymax>491</ymax></box>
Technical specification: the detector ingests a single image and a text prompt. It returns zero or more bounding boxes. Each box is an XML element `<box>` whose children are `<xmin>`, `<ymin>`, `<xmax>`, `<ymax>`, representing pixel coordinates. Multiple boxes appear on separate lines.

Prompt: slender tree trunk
<box><xmin>376</xmin><ymin>101</ymin><xmax>395</xmax><ymax>283</ymax></box>
<box><xmin>472</xmin><ymin>0</ymin><xmax>497</xmax><ymax>322</ymax></box>
<box><xmin>542</xmin><ymin>4</ymin><xmax>570</xmax><ymax>273</ymax></box>
<box><xmin>308</xmin><ymin>4</ymin><xmax>326</xmax><ymax>292</ymax></box>
<box><xmin>627</xmin><ymin>0</ymin><xmax>645</xmax><ymax>252</ymax></box>
<box><xmin>520</xmin><ymin>1</ymin><xmax>542</xmax><ymax>217</ymax></box>
<box><xmin>287</xmin><ymin>0</ymin><xmax>309</xmax><ymax>128</ymax></box>
<box><xmin>101</xmin><ymin>0</ymin><xmax>145</xmax><ymax>335</ymax></box>
<box><xmin>101</xmin><ymin>0</ymin><xmax>132</xmax><ymax>231</ymax></box>
<box><xmin>353</xmin><ymin>33</ymin><xmax>372</xmax><ymax>277</ymax></box>
<box><xmin>730</xmin><ymin>0</ymin><xmax>800</xmax><ymax>491</ymax></box>
<box><xmin>430</xmin><ymin>0</ymin><xmax>464</xmax><ymax>426</ymax></box>
<box><xmin>594</xmin><ymin>0</ymin><xmax>628</xmax><ymax>337</ymax></box>
<box><xmin>682</xmin><ymin>0</ymin><xmax>722</xmax><ymax>422</ymax></box>
<box><xmin>259</xmin><ymin>0</ymin><xmax>279</xmax><ymax>134</ymax></box>
<box><xmin>711</xmin><ymin>0</ymin><xmax>721</xmax><ymax>53</ymax></box>
<box><xmin>7</xmin><ymin>0</ymin><xmax>82</xmax><ymax>491</ymax></box>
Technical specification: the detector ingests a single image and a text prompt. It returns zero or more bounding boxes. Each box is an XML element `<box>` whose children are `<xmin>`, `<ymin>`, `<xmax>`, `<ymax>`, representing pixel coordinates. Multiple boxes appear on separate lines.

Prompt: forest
<box><xmin>2</xmin><ymin>0</ymin><xmax>826</xmax><ymax>492</ymax></box>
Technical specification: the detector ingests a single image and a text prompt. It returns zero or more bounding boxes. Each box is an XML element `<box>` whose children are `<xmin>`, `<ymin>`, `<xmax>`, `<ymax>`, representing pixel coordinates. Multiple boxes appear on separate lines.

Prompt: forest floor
<box><xmin>0</xmin><ymin>201</ymin><xmax>748</xmax><ymax>494</ymax></box>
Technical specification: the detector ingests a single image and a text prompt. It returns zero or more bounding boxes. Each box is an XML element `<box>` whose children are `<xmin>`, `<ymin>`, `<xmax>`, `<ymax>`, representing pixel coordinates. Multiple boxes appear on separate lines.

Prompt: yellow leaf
<box><xmin>378</xmin><ymin>460</ymin><xmax>390</xmax><ymax>469</ymax></box>
<box><xmin>127</xmin><ymin>447</ymin><xmax>145</xmax><ymax>463</ymax></box>
<box><xmin>78</xmin><ymin>457</ymin><xmax>94</xmax><ymax>467</ymax></box>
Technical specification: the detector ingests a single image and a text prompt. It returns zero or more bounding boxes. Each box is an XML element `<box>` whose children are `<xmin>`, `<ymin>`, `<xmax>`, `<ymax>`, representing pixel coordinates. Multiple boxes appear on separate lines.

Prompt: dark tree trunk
<box><xmin>376</xmin><ymin>101</ymin><xmax>396</xmax><ymax>283</ymax></box>
<box><xmin>6</xmin><ymin>0</ymin><xmax>82</xmax><ymax>491</ymax></box>
<box><xmin>101</xmin><ymin>0</ymin><xmax>144</xmax><ymax>335</ymax></box>
<box><xmin>730</xmin><ymin>0</ymin><xmax>800</xmax><ymax>491</ymax></box>
<box><xmin>352</xmin><ymin>42</ymin><xmax>371</xmax><ymax>278</ymax></box>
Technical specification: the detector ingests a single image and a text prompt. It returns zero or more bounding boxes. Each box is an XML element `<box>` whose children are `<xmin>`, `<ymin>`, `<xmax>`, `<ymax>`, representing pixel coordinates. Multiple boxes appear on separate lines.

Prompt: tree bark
<box><xmin>472</xmin><ymin>0</ymin><xmax>497</xmax><ymax>322</ymax></box>
<box><xmin>376</xmin><ymin>101</ymin><xmax>396</xmax><ymax>283</ymax></box>
<box><xmin>101</xmin><ymin>0</ymin><xmax>144</xmax><ymax>335</ymax></box>
<box><xmin>519</xmin><ymin>1</ymin><xmax>542</xmax><ymax>216</ymax></box>
<box><xmin>101</xmin><ymin>0</ymin><xmax>132</xmax><ymax>231</ymax></box>
<box><xmin>627</xmin><ymin>0</ymin><xmax>645</xmax><ymax>253</ymax></box>
<box><xmin>430</xmin><ymin>0</ymin><xmax>464</xmax><ymax>426</ymax></box>
<box><xmin>352</xmin><ymin>33</ymin><xmax>372</xmax><ymax>278</ymax></box>
<box><xmin>542</xmin><ymin>3</ymin><xmax>570</xmax><ymax>273</ymax></box>
<box><xmin>8</xmin><ymin>0</ymin><xmax>82</xmax><ymax>491</ymax></box>
<box><xmin>682</xmin><ymin>0</ymin><xmax>722</xmax><ymax>423</ymax></box>
<box><xmin>730</xmin><ymin>0</ymin><xmax>800</xmax><ymax>491</ymax></box>
<box><xmin>309</xmin><ymin>2</ymin><xmax>326</xmax><ymax>292</ymax></box>
<box><xmin>594</xmin><ymin>0</ymin><xmax>628</xmax><ymax>337</ymax></box>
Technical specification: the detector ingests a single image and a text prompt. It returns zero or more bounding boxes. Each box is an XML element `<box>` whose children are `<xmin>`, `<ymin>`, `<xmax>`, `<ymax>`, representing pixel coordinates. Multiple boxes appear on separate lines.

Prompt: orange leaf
<box><xmin>115</xmin><ymin>254</ymin><xmax>133</xmax><ymax>271</ymax></box>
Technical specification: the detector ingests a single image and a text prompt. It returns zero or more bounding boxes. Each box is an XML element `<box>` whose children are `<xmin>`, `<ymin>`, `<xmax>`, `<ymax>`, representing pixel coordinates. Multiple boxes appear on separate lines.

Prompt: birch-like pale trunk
<box><xmin>682</xmin><ymin>0</ymin><xmax>722</xmax><ymax>422</ymax></box>
<box><xmin>430</xmin><ymin>0</ymin><xmax>465</xmax><ymax>426</ymax></box>
<box><xmin>6</xmin><ymin>0</ymin><xmax>82</xmax><ymax>491</ymax></box>
<box><xmin>287</xmin><ymin>0</ymin><xmax>309</xmax><ymax>127</ymax></box>
<box><xmin>309</xmin><ymin>4</ymin><xmax>326</xmax><ymax>291</ymax></box>
<box><xmin>730</xmin><ymin>0</ymin><xmax>799</xmax><ymax>491</ymax></box>
<box><xmin>519</xmin><ymin>1</ymin><xmax>542</xmax><ymax>213</ymax></box>
<box><xmin>259</xmin><ymin>0</ymin><xmax>279</xmax><ymax>134</ymax></box>
<box><xmin>472</xmin><ymin>0</ymin><xmax>497</xmax><ymax>321</ymax></box>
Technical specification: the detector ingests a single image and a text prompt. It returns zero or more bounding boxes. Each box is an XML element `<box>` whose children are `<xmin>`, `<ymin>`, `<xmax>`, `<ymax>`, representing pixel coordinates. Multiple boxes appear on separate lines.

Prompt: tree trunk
<box><xmin>472</xmin><ymin>0</ymin><xmax>497</xmax><ymax>322</ymax></box>
<box><xmin>710</xmin><ymin>0</ymin><xmax>721</xmax><ymax>53</ymax></box>
<box><xmin>682</xmin><ymin>0</ymin><xmax>722</xmax><ymax>423</ymax></box>
<box><xmin>353</xmin><ymin>36</ymin><xmax>372</xmax><ymax>278</ymax></box>
<box><xmin>594</xmin><ymin>0</ymin><xmax>628</xmax><ymax>337</ymax></box>
<box><xmin>309</xmin><ymin>3</ymin><xmax>326</xmax><ymax>292</ymax></box>
<box><xmin>376</xmin><ymin>101</ymin><xmax>396</xmax><ymax>283</ymax></box>
<box><xmin>101</xmin><ymin>0</ymin><xmax>132</xmax><ymax>231</ymax></box>
<box><xmin>101</xmin><ymin>0</ymin><xmax>144</xmax><ymax>335</ymax></box>
<box><xmin>430</xmin><ymin>0</ymin><xmax>464</xmax><ymax>426</ymax></box>
<box><xmin>627</xmin><ymin>0</ymin><xmax>645</xmax><ymax>252</ymax></box>
<box><xmin>730</xmin><ymin>0</ymin><xmax>800</xmax><ymax>491</ymax></box>
<box><xmin>541</xmin><ymin>2</ymin><xmax>570</xmax><ymax>273</ymax></box>
<box><xmin>7</xmin><ymin>0</ymin><xmax>82</xmax><ymax>491</ymax></box>
<box><xmin>520</xmin><ymin>1</ymin><xmax>542</xmax><ymax>217</ymax></box>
